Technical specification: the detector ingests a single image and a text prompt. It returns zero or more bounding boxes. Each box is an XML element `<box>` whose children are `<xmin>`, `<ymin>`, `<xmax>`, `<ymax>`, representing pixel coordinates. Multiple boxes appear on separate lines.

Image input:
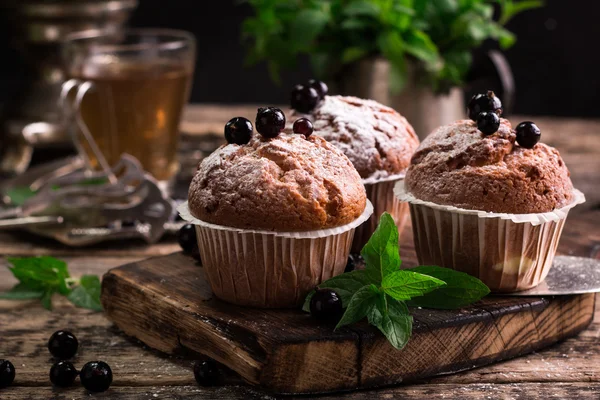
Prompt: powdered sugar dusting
<box><xmin>300</xmin><ymin>95</ymin><xmax>419</xmax><ymax>179</ymax></box>
<box><xmin>406</xmin><ymin>118</ymin><xmax>575</xmax><ymax>213</ymax></box>
<box><xmin>188</xmin><ymin>132</ymin><xmax>367</xmax><ymax>231</ymax></box>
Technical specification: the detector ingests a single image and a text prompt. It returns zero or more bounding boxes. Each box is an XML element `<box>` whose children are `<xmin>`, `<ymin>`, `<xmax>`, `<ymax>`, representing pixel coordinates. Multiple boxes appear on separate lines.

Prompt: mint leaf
<box><xmin>2</xmin><ymin>257</ymin><xmax>102</xmax><ymax>311</ymax></box>
<box><xmin>381</xmin><ymin>270</ymin><xmax>446</xmax><ymax>301</ymax></box>
<box><xmin>290</xmin><ymin>9</ymin><xmax>329</xmax><ymax>51</ymax></box>
<box><xmin>7</xmin><ymin>256</ymin><xmax>70</xmax><ymax>293</ymax></box>
<box><xmin>0</xmin><ymin>283</ymin><xmax>44</xmax><ymax>300</ymax></box>
<box><xmin>302</xmin><ymin>270</ymin><xmax>371</xmax><ymax>312</ymax></box>
<box><xmin>335</xmin><ymin>284</ymin><xmax>379</xmax><ymax>330</ymax></box>
<box><xmin>41</xmin><ymin>290</ymin><xmax>53</xmax><ymax>310</ymax></box>
<box><xmin>67</xmin><ymin>275</ymin><xmax>102</xmax><ymax>311</ymax></box>
<box><xmin>376</xmin><ymin>297</ymin><xmax>413</xmax><ymax>350</ymax></box>
<box><xmin>361</xmin><ymin>212</ymin><xmax>401</xmax><ymax>283</ymax></box>
<box><xmin>407</xmin><ymin>266</ymin><xmax>490</xmax><ymax>309</ymax></box>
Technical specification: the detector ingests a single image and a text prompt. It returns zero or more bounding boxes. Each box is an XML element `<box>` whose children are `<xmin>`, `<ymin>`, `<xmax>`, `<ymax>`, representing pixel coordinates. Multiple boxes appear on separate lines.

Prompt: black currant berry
<box><xmin>292</xmin><ymin>118</ymin><xmax>314</xmax><ymax>137</ymax></box>
<box><xmin>50</xmin><ymin>361</ymin><xmax>78</xmax><ymax>388</ymax></box>
<box><xmin>308</xmin><ymin>79</ymin><xmax>328</xmax><ymax>99</ymax></box>
<box><xmin>290</xmin><ymin>85</ymin><xmax>320</xmax><ymax>113</ymax></box>
<box><xmin>0</xmin><ymin>359</ymin><xmax>15</xmax><ymax>389</ymax></box>
<box><xmin>48</xmin><ymin>330</ymin><xmax>78</xmax><ymax>360</ymax></box>
<box><xmin>310</xmin><ymin>288</ymin><xmax>343</xmax><ymax>321</ymax></box>
<box><xmin>178</xmin><ymin>224</ymin><xmax>198</xmax><ymax>254</ymax></box>
<box><xmin>515</xmin><ymin>121</ymin><xmax>541</xmax><ymax>149</ymax></box>
<box><xmin>467</xmin><ymin>90</ymin><xmax>502</xmax><ymax>121</ymax></box>
<box><xmin>193</xmin><ymin>359</ymin><xmax>220</xmax><ymax>387</ymax></box>
<box><xmin>345</xmin><ymin>254</ymin><xmax>363</xmax><ymax>273</ymax></box>
<box><xmin>224</xmin><ymin>117</ymin><xmax>253</xmax><ymax>145</ymax></box>
<box><xmin>80</xmin><ymin>361</ymin><xmax>112</xmax><ymax>393</ymax></box>
<box><xmin>255</xmin><ymin>107</ymin><xmax>286</xmax><ymax>138</ymax></box>
<box><xmin>476</xmin><ymin>112</ymin><xmax>500</xmax><ymax>135</ymax></box>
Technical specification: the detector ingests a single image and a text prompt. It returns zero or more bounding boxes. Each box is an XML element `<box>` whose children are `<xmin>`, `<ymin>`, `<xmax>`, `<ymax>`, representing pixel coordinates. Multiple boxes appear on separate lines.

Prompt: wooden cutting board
<box><xmin>100</xmin><ymin>251</ymin><xmax>595</xmax><ymax>395</ymax></box>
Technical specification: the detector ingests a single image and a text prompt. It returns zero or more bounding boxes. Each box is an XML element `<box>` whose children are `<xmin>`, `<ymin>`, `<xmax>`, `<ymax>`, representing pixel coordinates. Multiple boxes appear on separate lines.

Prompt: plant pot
<box><xmin>333</xmin><ymin>57</ymin><xmax>464</xmax><ymax>139</ymax></box>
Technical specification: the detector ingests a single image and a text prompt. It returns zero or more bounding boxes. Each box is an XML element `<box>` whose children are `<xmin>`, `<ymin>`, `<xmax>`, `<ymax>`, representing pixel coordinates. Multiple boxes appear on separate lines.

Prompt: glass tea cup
<box><xmin>61</xmin><ymin>28</ymin><xmax>196</xmax><ymax>191</ymax></box>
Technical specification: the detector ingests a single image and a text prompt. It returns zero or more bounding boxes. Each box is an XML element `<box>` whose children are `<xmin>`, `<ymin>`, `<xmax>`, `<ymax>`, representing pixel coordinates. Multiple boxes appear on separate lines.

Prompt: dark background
<box><xmin>1</xmin><ymin>0</ymin><xmax>599</xmax><ymax>117</ymax></box>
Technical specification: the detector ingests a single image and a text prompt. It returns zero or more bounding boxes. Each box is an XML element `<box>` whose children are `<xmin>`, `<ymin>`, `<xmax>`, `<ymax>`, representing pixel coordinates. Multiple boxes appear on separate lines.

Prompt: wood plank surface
<box><xmin>0</xmin><ymin>110</ymin><xmax>599</xmax><ymax>399</ymax></box>
<box><xmin>99</xmin><ymin>251</ymin><xmax>595</xmax><ymax>394</ymax></box>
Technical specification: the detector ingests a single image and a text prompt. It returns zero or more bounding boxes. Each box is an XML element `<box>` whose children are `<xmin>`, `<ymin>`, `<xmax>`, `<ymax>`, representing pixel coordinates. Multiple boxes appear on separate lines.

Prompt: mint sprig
<box><xmin>303</xmin><ymin>212</ymin><xmax>490</xmax><ymax>350</ymax></box>
<box><xmin>0</xmin><ymin>256</ymin><xmax>102</xmax><ymax>311</ymax></box>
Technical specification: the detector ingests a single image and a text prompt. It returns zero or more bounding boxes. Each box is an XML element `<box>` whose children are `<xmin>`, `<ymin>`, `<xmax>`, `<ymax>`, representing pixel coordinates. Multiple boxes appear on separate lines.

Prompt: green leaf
<box><xmin>404</xmin><ymin>30</ymin><xmax>440</xmax><ymax>68</ymax></box>
<box><xmin>0</xmin><ymin>283</ymin><xmax>44</xmax><ymax>300</ymax></box>
<box><xmin>302</xmin><ymin>270</ymin><xmax>372</xmax><ymax>313</ymax></box>
<box><xmin>319</xmin><ymin>270</ymin><xmax>372</xmax><ymax>306</ymax></box>
<box><xmin>343</xmin><ymin>1</ymin><xmax>381</xmax><ymax>18</ymax></box>
<box><xmin>341</xmin><ymin>47</ymin><xmax>369</xmax><ymax>64</ymax></box>
<box><xmin>361</xmin><ymin>212</ymin><xmax>401</xmax><ymax>284</ymax></box>
<box><xmin>407</xmin><ymin>266</ymin><xmax>490</xmax><ymax>309</ymax></box>
<box><xmin>335</xmin><ymin>284</ymin><xmax>380</xmax><ymax>330</ymax></box>
<box><xmin>377</xmin><ymin>31</ymin><xmax>404</xmax><ymax>65</ymax></box>
<box><xmin>500</xmin><ymin>1</ymin><xmax>543</xmax><ymax>25</ymax></box>
<box><xmin>67</xmin><ymin>275</ymin><xmax>103</xmax><ymax>311</ymax></box>
<box><xmin>290</xmin><ymin>9</ymin><xmax>330</xmax><ymax>51</ymax></box>
<box><xmin>4</xmin><ymin>186</ymin><xmax>36</xmax><ymax>206</ymax></box>
<box><xmin>302</xmin><ymin>291</ymin><xmax>315</xmax><ymax>313</ymax></box>
<box><xmin>41</xmin><ymin>290</ymin><xmax>53</xmax><ymax>310</ymax></box>
<box><xmin>7</xmin><ymin>256</ymin><xmax>70</xmax><ymax>292</ymax></box>
<box><xmin>381</xmin><ymin>270</ymin><xmax>446</xmax><ymax>301</ymax></box>
<box><xmin>369</xmin><ymin>295</ymin><xmax>413</xmax><ymax>350</ymax></box>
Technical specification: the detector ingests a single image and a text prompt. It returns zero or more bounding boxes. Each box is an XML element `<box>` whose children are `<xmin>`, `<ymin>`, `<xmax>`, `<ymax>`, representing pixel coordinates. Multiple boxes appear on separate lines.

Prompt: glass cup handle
<box><xmin>60</xmin><ymin>79</ymin><xmax>117</xmax><ymax>184</ymax></box>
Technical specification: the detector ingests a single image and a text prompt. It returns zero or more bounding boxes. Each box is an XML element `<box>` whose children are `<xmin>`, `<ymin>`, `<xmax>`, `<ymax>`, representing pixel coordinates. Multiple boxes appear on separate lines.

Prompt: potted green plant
<box><xmin>242</xmin><ymin>0</ymin><xmax>542</xmax><ymax>137</ymax></box>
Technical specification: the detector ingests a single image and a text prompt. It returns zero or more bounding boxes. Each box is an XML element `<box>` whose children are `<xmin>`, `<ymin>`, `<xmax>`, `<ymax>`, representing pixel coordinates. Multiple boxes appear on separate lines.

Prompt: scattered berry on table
<box><xmin>255</xmin><ymin>107</ymin><xmax>286</xmax><ymax>138</ymax></box>
<box><xmin>80</xmin><ymin>361</ymin><xmax>112</xmax><ymax>393</ymax></box>
<box><xmin>48</xmin><ymin>330</ymin><xmax>78</xmax><ymax>359</ymax></box>
<box><xmin>0</xmin><ymin>359</ymin><xmax>15</xmax><ymax>389</ymax></box>
<box><xmin>467</xmin><ymin>90</ymin><xmax>502</xmax><ymax>121</ymax></box>
<box><xmin>178</xmin><ymin>224</ymin><xmax>198</xmax><ymax>254</ymax></box>
<box><xmin>515</xmin><ymin>121</ymin><xmax>541</xmax><ymax>149</ymax></box>
<box><xmin>292</xmin><ymin>118</ymin><xmax>314</xmax><ymax>137</ymax></box>
<box><xmin>50</xmin><ymin>361</ymin><xmax>78</xmax><ymax>388</ymax></box>
<box><xmin>308</xmin><ymin>79</ymin><xmax>328</xmax><ymax>99</ymax></box>
<box><xmin>224</xmin><ymin>117</ymin><xmax>253</xmax><ymax>145</ymax></box>
<box><xmin>310</xmin><ymin>288</ymin><xmax>343</xmax><ymax>321</ymax></box>
<box><xmin>194</xmin><ymin>359</ymin><xmax>220</xmax><ymax>387</ymax></box>
<box><xmin>476</xmin><ymin>111</ymin><xmax>500</xmax><ymax>135</ymax></box>
<box><xmin>290</xmin><ymin>85</ymin><xmax>320</xmax><ymax>113</ymax></box>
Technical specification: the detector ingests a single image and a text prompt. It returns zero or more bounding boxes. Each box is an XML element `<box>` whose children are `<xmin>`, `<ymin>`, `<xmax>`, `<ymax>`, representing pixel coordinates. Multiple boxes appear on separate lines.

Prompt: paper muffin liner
<box><xmin>177</xmin><ymin>201</ymin><xmax>373</xmax><ymax>308</ymax></box>
<box><xmin>351</xmin><ymin>172</ymin><xmax>409</xmax><ymax>253</ymax></box>
<box><xmin>394</xmin><ymin>181</ymin><xmax>586</xmax><ymax>292</ymax></box>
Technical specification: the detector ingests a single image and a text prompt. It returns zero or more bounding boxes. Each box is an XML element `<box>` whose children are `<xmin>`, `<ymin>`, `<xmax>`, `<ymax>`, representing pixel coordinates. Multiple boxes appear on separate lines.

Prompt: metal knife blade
<box><xmin>502</xmin><ymin>255</ymin><xmax>600</xmax><ymax>296</ymax></box>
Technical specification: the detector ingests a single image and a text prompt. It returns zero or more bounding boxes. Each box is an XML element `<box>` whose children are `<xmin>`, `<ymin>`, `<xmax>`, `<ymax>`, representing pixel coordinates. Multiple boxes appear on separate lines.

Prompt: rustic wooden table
<box><xmin>0</xmin><ymin>109</ymin><xmax>599</xmax><ymax>399</ymax></box>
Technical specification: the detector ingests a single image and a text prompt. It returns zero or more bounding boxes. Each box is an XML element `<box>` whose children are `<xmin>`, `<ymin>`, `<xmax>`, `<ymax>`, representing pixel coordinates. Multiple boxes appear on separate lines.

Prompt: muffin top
<box><xmin>405</xmin><ymin>118</ymin><xmax>573</xmax><ymax>214</ymax></box>
<box><xmin>304</xmin><ymin>95</ymin><xmax>419</xmax><ymax>180</ymax></box>
<box><xmin>188</xmin><ymin>132</ymin><xmax>367</xmax><ymax>231</ymax></box>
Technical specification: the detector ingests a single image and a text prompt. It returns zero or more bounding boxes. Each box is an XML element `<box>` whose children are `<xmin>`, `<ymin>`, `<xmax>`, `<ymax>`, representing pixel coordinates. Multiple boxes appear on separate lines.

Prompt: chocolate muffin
<box><xmin>396</xmin><ymin>110</ymin><xmax>584</xmax><ymax>293</ymax></box>
<box><xmin>181</xmin><ymin>110</ymin><xmax>373</xmax><ymax>308</ymax></box>
<box><xmin>309</xmin><ymin>95</ymin><xmax>419</xmax><ymax>179</ymax></box>
<box><xmin>405</xmin><ymin>118</ymin><xmax>573</xmax><ymax>213</ymax></box>
<box><xmin>293</xmin><ymin>93</ymin><xmax>419</xmax><ymax>252</ymax></box>
<box><xmin>188</xmin><ymin>132</ymin><xmax>366</xmax><ymax>231</ymax></box>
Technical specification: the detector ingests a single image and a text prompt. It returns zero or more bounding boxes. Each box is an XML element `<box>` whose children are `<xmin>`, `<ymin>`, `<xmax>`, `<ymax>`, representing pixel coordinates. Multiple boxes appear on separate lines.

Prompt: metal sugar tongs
<box><xmin>0</xmin><ymin>79</ymin><xmax>181</xmax><ymax>246</ymax></box>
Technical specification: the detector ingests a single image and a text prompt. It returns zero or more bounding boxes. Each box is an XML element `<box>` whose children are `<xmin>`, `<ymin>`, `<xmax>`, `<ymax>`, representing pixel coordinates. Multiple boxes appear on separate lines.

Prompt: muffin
<box><xmin>291</xmin><ymin>83</ymin><xmax>419</xmax><ymax>252</ymax></box>
<box><xmin>395</xmin><ymin>94</ymin><xmax>584</xmax><ymax>292</ymax></box>
<box><xmin>180</xmin><ymin>107</ymin><xmax>372</xmax><ymax>307</ymax></box>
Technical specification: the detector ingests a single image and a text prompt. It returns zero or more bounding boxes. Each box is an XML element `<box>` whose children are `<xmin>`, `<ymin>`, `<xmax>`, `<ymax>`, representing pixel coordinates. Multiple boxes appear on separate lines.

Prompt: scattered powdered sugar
<box><xmin>304</xmin><ymin>95</ymin><xmax>419</xmax><ymax>179</ymax></box>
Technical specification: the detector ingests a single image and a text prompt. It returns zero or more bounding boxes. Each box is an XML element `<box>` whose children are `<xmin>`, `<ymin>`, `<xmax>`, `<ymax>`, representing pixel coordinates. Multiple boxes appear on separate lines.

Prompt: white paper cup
<box><xmin>178</xmin><ymin>201</ymin><xmax>373</xmax><ymax>308</ymax></box>
<box><xmin>351</xmin><ymin>172</ymin><xmax>409</xmax><ymax>253</ymax></box>
<box><xmin>394</xmin><ymin>181</ymin><xmax>585</xmax><ymax>292</ymax></box>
